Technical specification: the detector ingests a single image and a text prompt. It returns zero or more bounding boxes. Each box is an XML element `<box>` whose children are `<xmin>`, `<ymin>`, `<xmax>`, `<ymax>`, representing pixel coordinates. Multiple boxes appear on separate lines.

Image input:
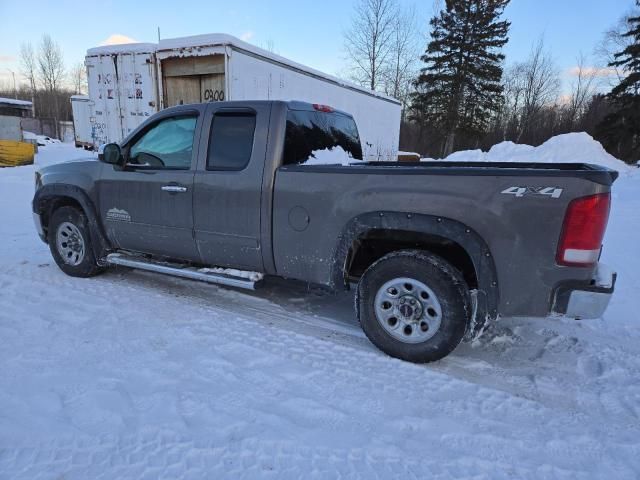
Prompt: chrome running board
<box><xmin>106</xmin><ymin>253</ymin><xmax>261</xmax><ymax>290</ymax></box>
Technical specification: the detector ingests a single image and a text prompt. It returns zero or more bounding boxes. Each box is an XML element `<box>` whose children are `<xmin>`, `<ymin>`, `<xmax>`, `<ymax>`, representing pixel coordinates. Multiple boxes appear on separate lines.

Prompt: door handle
<box><xmin>161</xmin><ymin>185</ymin><xmax>187</xmax><ymax>193</ymax></box>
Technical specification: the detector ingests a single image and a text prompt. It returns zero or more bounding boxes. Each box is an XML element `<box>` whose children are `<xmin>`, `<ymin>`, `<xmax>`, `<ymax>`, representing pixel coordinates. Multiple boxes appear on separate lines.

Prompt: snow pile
<box><xmin>21</xmin><ymin>131</ymin><xmax>37</xmax><ymax>141</ymax></box>
<box><xmin>23</xmin><ymin>131</ymin><xmax>61</xmax><ymax>146</ymax></box>
<box><xmin>303</xmin><ymin>146</ymin><xmax>360</xmax><ymax>166</ymax></box>
<box><xmin>437</xmin><ymin>132</ymin><xmax>630</xmax><ymax>172</ymax></box>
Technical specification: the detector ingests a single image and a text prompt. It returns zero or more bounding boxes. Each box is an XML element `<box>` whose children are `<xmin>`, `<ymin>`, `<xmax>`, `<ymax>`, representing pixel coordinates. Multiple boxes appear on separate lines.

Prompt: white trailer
<box><xmin>156</xmin><ymin>34</ymin><xmax>401</xmax><ymax>160</ymax></box>
<box><xmin>70</xmin><ymin>95</ymin><xmax>93</xmax><ymax>149</ymax></box>
<box><xmin>83</xmin><ymin>34</ymin><xmax>401</xmax><ymax>160</ymax></box>
<box><xmin>85</xmin><ymin>43</ymin><xmax>158</xmax><ymax>146</ymax></box>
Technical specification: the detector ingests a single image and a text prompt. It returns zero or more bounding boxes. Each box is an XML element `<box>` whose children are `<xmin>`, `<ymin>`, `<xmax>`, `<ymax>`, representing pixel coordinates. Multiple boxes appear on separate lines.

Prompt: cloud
<box><xmin>100</xmin><ymin>34</ymin><xmax>138</xmax><ymax>46</ymax></box>
<box><xmin>240</xmin><ymin>31</ymin><xmax>254</xmax><ymax>42</ymax></box>
<box><xmin>567</xmin><ymin>66</ymin><xmax>617</xmax><ymax>77</ymax></box>
<box><xmin>558</xmin><ymin>94</ymin><xmax>572</xmax><ymax>105</ymax></box>
<box><xmin>0</xmin><ymin>55</ymin><xmax>15</xmax><ymax>63</ymax></box>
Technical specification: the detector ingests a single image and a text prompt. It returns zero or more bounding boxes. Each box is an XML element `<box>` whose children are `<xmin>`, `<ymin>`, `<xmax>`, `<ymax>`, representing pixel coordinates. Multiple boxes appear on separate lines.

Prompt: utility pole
<box><xmin>6</xmin><ymin>68</ymin><xmax>17</xmax><ymax>99</ymax></box>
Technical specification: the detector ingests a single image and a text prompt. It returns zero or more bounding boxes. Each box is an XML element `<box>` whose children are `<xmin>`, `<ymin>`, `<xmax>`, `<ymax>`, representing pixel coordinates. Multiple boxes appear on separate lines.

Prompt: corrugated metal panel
<box><xmin>0</xmin><ymin>140</ymin><xmax>35</xmax><ymax>167</ymax></box>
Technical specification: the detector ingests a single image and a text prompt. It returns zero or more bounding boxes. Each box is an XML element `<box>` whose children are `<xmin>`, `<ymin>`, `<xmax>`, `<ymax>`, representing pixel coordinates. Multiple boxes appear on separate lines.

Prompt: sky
<box><xmin>0</xmin><ymin>0</ymin><xmax>635</xmax><ymax>93</ymax></box>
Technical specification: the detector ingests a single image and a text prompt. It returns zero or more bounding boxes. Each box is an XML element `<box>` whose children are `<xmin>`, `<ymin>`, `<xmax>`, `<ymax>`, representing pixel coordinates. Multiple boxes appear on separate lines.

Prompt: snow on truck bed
<box><xmin>1</xmin><ymin>140</ymin><xmax>639</xmax><ymax>478</ymax></box>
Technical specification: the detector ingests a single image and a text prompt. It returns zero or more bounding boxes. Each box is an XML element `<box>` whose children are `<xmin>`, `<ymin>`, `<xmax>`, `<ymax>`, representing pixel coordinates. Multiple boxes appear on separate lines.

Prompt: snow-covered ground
<box><xmin>1</xmin><ymin>142</ymin><xmax>639</xmax><ymax>479</ymax></box>
<box><xmin>22</xmin><ymin>131</ymin><xmax>62</xmax><ymax>146</ymax></box>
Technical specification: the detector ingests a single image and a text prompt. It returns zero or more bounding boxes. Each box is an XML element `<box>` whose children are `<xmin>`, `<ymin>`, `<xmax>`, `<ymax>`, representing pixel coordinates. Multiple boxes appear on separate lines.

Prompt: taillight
<box><xmin>313</xmin><ymin>104</ymin><xmax>333</xmax><ymax>113</ymax></box>
<box><xmin>557</xmin><ymin>193</ymin><xmax>611</xmax><ymax>267</ymax></box>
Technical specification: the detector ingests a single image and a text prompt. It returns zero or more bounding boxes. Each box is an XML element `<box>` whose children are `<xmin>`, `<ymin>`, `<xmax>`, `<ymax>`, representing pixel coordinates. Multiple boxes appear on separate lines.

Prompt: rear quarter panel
<box><xmin>272</xmin><ymin>167</ymin><xmax>610</xmax><ymax>317</ymax></box>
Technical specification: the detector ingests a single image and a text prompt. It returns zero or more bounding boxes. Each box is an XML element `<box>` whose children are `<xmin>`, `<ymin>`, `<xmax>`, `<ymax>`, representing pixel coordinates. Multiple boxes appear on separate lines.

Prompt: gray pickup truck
<box><xmin>32</xmin><ymin>100</ymin><xmax>617</xmax><ymax>363</ymax></box>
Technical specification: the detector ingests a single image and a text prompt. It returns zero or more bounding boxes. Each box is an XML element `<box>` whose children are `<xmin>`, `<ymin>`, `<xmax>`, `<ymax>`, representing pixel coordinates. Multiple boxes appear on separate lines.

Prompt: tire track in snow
<box><xmin>2</xmin><ymin>261</ymin><xmax>640</xmax><ymax>424</ymax></box>
<box><xmin>1</xmin><ymin>261</ymin><xmax>640</xmax><ymax>478</ymax></box>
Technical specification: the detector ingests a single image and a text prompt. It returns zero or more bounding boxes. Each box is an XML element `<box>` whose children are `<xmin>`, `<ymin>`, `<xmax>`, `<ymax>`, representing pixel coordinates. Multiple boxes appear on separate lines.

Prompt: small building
<box><xmin>0</xmin><ymin>97</ymin><xmax>35</xmax><ymax>167</ymax></box>
<box><xmin>0</xmin><ymin>97</ymin><xmax>33</xmax><ymax>118</ymax></box>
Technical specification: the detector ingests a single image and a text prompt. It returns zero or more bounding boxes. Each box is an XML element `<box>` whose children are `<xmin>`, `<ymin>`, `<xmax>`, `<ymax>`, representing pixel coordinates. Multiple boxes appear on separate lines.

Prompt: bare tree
<box><xmin>507</xmin><ymin>39</ymin><xmax>560</xmax><ymax>142</ymax></box>
<box><xmin>344</xmin><ymin>0</ymin><xmax>398</xmax><ymax>91</ymax></box>
<box><xmin>37</xmin><ymin>34</ymin><xmax>65</xmax><ymax>93</ymax></box>
<box><xmin>69</xmin><ymin>62</ymin><xmax>87</xmax><ymax>95</ymax></box>
<box><xmin>381</xmin><ymin>4</ymin><xmax>420</xmax><ymax>110</ymax></box>
<box><xmin>19</xmin><ymin>42</ymin><xmax>37</xmax><ymax>114</ymax></box>
<box><xmin>565</xmin><ymin>54</ymin><xmax>599</xmax><ymax>129</ymax></box>
<box><xmin>37</xmin><ymin>34</ymin><xmax>65</xmax><ymax>137</ymax></box>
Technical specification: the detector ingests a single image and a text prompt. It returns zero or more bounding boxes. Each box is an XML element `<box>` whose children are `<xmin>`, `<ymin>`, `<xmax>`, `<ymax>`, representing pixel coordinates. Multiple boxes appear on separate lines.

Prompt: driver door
<box><xmin>97</xmin><ymin>108</ymin><xmax>203</xmax><ymax>262</ymax></box>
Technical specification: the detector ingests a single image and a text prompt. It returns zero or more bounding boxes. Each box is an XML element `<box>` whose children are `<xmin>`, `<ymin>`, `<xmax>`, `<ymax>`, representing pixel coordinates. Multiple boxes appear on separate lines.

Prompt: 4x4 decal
<box><xmin>501</xmin><ymin>186</ymin><xmax>563</xmax><ymax>199</ymax></box>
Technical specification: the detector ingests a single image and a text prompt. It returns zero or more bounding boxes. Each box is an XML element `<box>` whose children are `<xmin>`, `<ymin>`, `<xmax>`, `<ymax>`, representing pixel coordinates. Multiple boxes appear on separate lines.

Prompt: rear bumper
<box><xmin>552</xmin><ymin>263</ymin><xmax>616</xmax><ymax>319</ymax></box>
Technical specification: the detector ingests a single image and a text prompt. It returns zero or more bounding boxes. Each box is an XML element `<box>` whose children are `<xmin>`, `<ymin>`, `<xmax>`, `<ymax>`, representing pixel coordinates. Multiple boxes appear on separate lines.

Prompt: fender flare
<box><xmin>33</xmin><ymin>184</ymin><xmax>111</xmax><ymax>262</ymax></box>
<box><xmin>330</xmin><ymin>211</ymin><xmax>499</xmax><ymax>337</ymax></box>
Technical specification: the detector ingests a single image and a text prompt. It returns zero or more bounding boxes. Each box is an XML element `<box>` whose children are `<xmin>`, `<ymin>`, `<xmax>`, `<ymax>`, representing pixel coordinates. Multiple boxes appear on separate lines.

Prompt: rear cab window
<box><xmin>282</xmin><ymin>107</ymin><xmax>363</xmax><ymax>166</ymax></box>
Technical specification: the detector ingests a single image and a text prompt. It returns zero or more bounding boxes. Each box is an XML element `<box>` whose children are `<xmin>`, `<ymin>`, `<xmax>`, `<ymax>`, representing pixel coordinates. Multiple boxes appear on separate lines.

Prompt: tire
<box><xmin>357</xmin><ymin>250</ymin><xmax>470</xmax><ymax>363</ymax></box>
<box><xmin>48</xmin><ymin>206</ymin><xmax>103</xmax><ymax>278</ymax></box>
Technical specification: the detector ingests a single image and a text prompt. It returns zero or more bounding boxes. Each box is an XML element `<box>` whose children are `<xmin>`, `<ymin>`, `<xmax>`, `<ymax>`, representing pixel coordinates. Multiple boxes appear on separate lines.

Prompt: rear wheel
<box><xmin>357</xmin><ymin>250</ymin><xmax>470</xmax><ymax>363</ymax></box>
<box><xmin>48</xmin><ymin>206</ymin><xmax>103</xmax><ymax>278</ymax></box>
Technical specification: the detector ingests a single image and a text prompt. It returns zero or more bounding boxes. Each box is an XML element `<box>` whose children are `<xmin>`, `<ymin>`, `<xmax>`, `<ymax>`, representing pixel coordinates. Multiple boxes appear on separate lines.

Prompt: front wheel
<box><xmin>357</xmin><ymin>250</ymin><xmax>470</xmax><ymax>363</ymax></box>
<box><xmin>48</xmin><ymin>206</ymin><xmax>103</xmax><ymax>278</ymax></box>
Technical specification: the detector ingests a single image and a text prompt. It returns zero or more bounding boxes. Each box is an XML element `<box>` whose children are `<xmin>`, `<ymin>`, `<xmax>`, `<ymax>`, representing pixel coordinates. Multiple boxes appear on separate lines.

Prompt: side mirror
<box><xmin>99</xmin><ymin>143</ymin><xmax>123</xmax><ymax>165</ymax></box>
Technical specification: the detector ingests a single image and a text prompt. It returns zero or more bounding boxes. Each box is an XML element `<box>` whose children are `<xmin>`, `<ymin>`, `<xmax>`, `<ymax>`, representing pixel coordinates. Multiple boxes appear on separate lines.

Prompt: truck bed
<box><xmin>273</xmin><ymin>160</ymin><xmax>618</xmax><ymax>318</ymax></box>
<box><xmin>280</xmin><ymin>161</ymin><xmax>619</xmax><ymax>186</ymax></box>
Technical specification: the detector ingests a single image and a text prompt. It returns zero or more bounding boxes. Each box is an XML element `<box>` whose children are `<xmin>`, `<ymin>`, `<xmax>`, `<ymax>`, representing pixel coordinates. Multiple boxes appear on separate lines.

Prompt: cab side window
<box><xmin>129</xmin><ymin>115</ymin><xmax>197</xmax><ymax>169</ymax></box>
<box><xmin>207</xmin><ymin>112</ymin><xmax>256</xmax><ymax>170</ymax></box>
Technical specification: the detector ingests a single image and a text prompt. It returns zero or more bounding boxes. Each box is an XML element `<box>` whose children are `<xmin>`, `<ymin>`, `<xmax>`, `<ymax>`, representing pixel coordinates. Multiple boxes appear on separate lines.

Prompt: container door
<box><xmin>117</xmin><ymin>52</ymin><xmax>158</xmax><ymax>138</ymax></box>
<box><xmin>86</xmin><ymin>55</ymin><xmax>120</xmax><ymax>146</ymax></box>
<box><xmin>102</xmin><ymin>55</ymin><xmax>125</xmax><ymax>144</ymax></box>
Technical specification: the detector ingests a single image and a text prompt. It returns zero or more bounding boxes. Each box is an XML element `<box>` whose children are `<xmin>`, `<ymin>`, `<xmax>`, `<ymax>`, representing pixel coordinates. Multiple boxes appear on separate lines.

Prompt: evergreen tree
<box><xmin>411</xmin><ymin>0</ymin><xmax>510</xmax><ymax>157</ymax></box>
<box><xmin>597</xmin><ymin>1</ymin><xmax>640</xmax><ymax>163</ymax></box>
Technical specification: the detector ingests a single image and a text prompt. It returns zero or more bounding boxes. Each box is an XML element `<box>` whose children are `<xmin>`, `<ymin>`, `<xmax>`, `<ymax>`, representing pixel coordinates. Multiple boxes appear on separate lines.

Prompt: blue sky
<box><xmin>0</xmin><ymin>0</ymin><xmax>634</xmax><ymax>92</ymax></box>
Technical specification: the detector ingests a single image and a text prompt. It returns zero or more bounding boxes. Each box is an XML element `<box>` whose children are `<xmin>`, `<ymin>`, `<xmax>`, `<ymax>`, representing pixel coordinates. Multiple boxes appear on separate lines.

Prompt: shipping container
<box><xmin>70</xmin><ymin>95</ymin><xmax>93</xmax><ymax>148</ymax></box>
<box><xmin>85</xmin><ymin>43</ymin><xmax>158</xmax><ymax>146</ymax></box>
<box><xmin>83</xmin><ymin>34</ymin><xmax>402</xmax><ymax>160</ymax></box>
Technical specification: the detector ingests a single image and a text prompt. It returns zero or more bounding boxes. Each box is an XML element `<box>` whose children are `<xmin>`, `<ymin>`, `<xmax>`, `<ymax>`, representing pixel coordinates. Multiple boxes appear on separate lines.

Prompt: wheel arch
<box><xmin>33</xmin><ymin>184</ymin><xmax>111</xmax><ymax>261</ymax></box>
<box><xmin>331</xmin><ymin>212</ymin><xmax>499</xmax><ymax>337</ymax></box>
